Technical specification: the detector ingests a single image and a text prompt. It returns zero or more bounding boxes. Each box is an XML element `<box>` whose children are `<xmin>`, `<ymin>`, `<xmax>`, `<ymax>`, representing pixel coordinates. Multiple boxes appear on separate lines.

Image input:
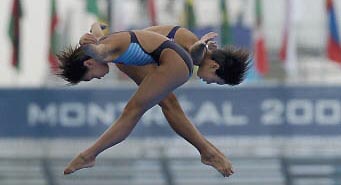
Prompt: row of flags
<box><xmin>7</xmin><ymin>0</ymin><xmax>107</xmax><ymax>73</ymax></box>
<box><xmin>257</xmin><ymin>0</ymin><xmax>341</xmax><ymax>78</ymax></box>
<box><xmin>183</xmin><ymin>0</ymin><xmax>341</xmax><ymax>78</ymax></box>
<box><xmin>254</xmin><ymin>0</ymin><xmax>341</xmax><ymax>77</ymax></box>
<box><xmin>6</xmin><ymin>0</ymin><xmax>341</xmax><ymax>78</ymax></box>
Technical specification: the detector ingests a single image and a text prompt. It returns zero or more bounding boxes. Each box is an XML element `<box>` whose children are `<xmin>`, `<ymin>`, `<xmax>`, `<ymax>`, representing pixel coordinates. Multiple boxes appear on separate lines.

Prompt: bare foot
<box><xmin>205</xmin><ymin>140</ymin><xmax>226</xmax><ymax>157</ymax></box>
<box><xmin>64</xmin><ymin>153</ymin><xmax>96</xmax><ymax>175</ymax></box>
<box><xmin>201</xmin><ymin>151</ymin><xmax>234</xmax><ymax>177</ymax></box>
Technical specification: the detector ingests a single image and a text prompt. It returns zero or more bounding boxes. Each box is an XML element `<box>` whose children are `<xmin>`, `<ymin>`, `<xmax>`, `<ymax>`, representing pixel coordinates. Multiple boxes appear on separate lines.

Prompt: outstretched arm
<box><xmin>189</xmin><ymin>42</ymin><xmax>207</xmax><ymax>65</ymax></box>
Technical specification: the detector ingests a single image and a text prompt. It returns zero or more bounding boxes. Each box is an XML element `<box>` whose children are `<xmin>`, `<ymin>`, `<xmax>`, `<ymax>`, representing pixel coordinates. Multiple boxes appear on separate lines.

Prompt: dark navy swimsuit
<box><xmin>111</xmin><ymin>27</ymin><xmax>193</xmax><ymax>76</ymax></box>
<box><xmin>166</xmin><ymin>26</ymin><xmax>181</xmax><ymax>41</ymax></box>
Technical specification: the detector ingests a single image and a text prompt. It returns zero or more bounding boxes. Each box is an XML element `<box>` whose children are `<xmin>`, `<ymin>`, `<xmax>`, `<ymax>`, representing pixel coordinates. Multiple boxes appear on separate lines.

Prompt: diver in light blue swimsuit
<box><xmin>112</xmin><ymin>31</ymin><xmax>193</xmax><ymax>76</ymax></box>
<box><xmin>58</xmin><ymin>23</ymin><xmax>244</xmax><ymax>178</ymax></box>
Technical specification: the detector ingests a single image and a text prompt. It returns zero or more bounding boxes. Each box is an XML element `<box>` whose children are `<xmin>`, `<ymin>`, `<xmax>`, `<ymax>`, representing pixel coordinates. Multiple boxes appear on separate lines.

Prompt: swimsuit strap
<box><xmin>166</xmin><ymin>26</ymin><xmax>181</xmax><ymax>39</ymax></box>
<box><xmin>129</xmin><ymin>31</ymin><xmax>139</xmax><ymax>43</ymax></box>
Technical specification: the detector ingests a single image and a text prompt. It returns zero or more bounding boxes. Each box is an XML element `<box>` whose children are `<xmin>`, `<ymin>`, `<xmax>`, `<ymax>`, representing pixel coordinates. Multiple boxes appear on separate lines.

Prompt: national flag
<box><xmin>184</xmin><ymin>0</ymin><xmax>196</xmax><ymax>31</ymax></box>
<box><xmin>8</xmin><ymin>0</ymin><xmax>23</xmax><ymax>70</ymax></box>
<box><xmin>86</xmin><ymin>0</ymin><xmax>109</xmax><ymax>34</ymax></box>
<box><xmin>86</xmin><ymin>0</ymin><xmax>100</xmax><ymax>18</ymax></box>
<box><xmin>279</xmin><ymin>0</ymin><xmax>289</xmax><ymax>61</ymax></box>
<box><xmin>220</xmin><ymin>0</ymin><xmax>232</xmax><ymax>45</ymax></box>
<box><xmin>147</xmin><ymin>0</ymin><xmax>157</xmax><ymax>26</ymax></box>
<box><xmin>279</xmin><ymin>0</ymin><xmax>298</xmax><ymax>78</ymax></box>
<box><xmin>48</xmin><ymin>0</ymin><xmax>59</xmax><ymax>72</ymax></box>
<box><xmin>86</xmin><ymin>0</ymin><xmax>109</xmax><ymax>22</ymax></box>
<box><xmin>253</xmin><ymin>0</ymin><xmax>268</xmax><ymax>75</ymax></box>
<box><xmin>326</xmin><ymin>0</ymin><xmax>341</xmax><ymax>63</ymax></box>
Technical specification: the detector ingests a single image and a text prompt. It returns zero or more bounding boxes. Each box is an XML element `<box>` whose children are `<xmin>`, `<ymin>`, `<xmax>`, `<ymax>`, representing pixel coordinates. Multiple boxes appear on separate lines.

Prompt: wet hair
<box><xmin>211</xmin><ymin>46</ymin><xmax>250</xmax><ymax>86</ymax></box>
<box><xmin>56</xmin><ymin>45</ymin><xmax>91</xmax><ymax>85</ymax></box>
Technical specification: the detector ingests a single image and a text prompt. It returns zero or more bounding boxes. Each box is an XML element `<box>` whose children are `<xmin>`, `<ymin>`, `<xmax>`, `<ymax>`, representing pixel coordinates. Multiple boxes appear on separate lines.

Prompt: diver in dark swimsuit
<box><xmin>58</xmin><ymin>23</ymin><xmax>249</xmax><ymax>178</ymax></box>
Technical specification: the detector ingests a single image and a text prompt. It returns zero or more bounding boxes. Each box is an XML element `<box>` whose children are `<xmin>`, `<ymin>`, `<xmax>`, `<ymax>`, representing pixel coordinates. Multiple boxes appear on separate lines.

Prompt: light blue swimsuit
<box><xmin>110</xmin><ymin>28</ymin><xmax>193</xmax><ymax>76</ymax></box>
<box><xmin>112</xmin><ymin>32</ymin><xmax>154</xmax><ymax>65</ymax></box>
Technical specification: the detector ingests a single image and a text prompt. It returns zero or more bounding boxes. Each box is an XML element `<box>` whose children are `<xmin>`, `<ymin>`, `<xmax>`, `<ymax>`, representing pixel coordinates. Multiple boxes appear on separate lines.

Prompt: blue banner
<box><xmin>1</xmin><ymin>86</ymin><xmax>341</xmax><ymax>137</ymax></box>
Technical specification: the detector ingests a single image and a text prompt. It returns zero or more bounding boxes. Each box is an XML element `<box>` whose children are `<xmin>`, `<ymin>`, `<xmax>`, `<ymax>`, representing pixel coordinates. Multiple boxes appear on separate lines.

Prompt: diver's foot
<box><xmin>64</xmin><ymin>153</ymin><xmax>96</xmax><ymax>175</ymax></box>
<box><xmin>201</xmin><ymin>151</ymin><xmax>234</xmax><ymax>177</ymax></box>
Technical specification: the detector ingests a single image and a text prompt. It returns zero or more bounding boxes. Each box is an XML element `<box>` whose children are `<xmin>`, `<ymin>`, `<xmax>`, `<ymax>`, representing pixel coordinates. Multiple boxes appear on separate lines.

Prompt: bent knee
<box><xmin>123</xmin><ymin>100</ymin><xmax>148</xmax><ymax>118</ymax></box>
<box><xmin>159</xmin><ymin>94</ymin><xmax>178</xmax><ymax>111</ymax></box>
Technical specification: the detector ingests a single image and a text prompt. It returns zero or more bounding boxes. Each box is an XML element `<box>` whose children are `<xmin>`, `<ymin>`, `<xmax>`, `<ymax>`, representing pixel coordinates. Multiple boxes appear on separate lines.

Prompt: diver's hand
<box><xmin>200</xmin><ymin>32</ymin><xmax>218</xmax><ymax>44</ymax></box>
<box><xmin>90</xmin><ymin>22</ymin><xmax>108</xmax><ymax>32</ymax></box>
<box><xmin>79</xmin><ymin>33</ymin><xmax>97</xmax><ymax>46</ymax></box>
<box><xmin>207</xmin><ymin>41</ymin><xmax>218</xmax><ymax>51</ymax></box>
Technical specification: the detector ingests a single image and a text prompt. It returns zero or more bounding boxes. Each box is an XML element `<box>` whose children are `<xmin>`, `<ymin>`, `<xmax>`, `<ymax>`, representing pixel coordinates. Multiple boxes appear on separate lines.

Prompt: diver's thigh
<box><xmin>115</xmin><ymin>64</ymin><xmax>157</xmax><ymax>85</ymax></box>
<box><xmin>128</xmin><ymin>57</ymin><xmax>188</xmax><ymax>111</ymax></box>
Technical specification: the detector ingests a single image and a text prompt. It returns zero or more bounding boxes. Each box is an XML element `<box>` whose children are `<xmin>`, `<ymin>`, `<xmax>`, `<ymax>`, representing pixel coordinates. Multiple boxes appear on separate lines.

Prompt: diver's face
<box><xmin>82</xmin><ymin>59</ymin><xmax>109</xmax><ymax>81</ymax></box>
<box><xmin>197</xmin><ymin>59</ymin><xmax>225</xmax><ymax>85</ymax></box>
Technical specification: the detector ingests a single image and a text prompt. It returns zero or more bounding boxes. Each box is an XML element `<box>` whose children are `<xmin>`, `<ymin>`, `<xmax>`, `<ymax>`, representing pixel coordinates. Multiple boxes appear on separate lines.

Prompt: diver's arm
<box><xmin>82</xmin><ymin>44</ymin><xmax>110</xmax><ymax>62</ymax></box>
<box><xmin>189</xmin><ymin>41</ymin><xmax>207</xmax><ymax>65</ymax></box>
<box><xmin>79</xmin><ymin>33</ymin><xmax>116</xmax><ymax>62</ymax></box>
<box><xmin>189</xmin><ymin>32</ymin><xmax>218</xmax><ymax>65</ymax></box>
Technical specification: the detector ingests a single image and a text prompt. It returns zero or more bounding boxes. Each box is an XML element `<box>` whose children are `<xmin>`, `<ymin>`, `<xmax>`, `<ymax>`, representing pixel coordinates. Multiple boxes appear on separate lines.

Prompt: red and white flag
<box><xmin>279</xmin><ymin>0</ymin><xmax>300</xmax><ymax>79</ymax></box>
<box><xmin>148</xmin><ymin>0</ymin><xmax>157</xmax><ymax>26</ymax></box>
<box><xmin>254</xmin><ymin>0</ymin><xmax>268</xmax><ymax>76</ymax></box>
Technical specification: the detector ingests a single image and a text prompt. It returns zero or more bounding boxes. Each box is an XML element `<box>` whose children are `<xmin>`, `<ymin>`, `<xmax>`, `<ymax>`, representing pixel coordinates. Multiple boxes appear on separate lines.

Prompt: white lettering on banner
<box><xmin>261</xmin><ymin>99</ymin><xmax>284</xmax><ymax>125</ymax></box>
<box><xmin>27</xmin><ymin>98</ymin><xmax>341</xmax><ymax>128</ymax></box>
<box><xmin>88</xmin><ymin>103</ymin><xmax>115</xmax><ymax>126</ymax></box>
<box><xmin>222</xmin><ymin>102</ymin><xmax>248</xmax><ymax>125</ymax></box>
<box><xmin>142</xmin><ymin>106</ymin><xmax>165</xmax><ymax>126</ymax></box>
<box><xmin>28</xmin><ymin>103</ymin><xmax>58</xmax><ymax>126</ymax></box>
<box><xmin>26</xmin><ymin>100</ymin><xmax>250</xmax><ymax>128</ymax></box>
<box><xmin>116</xmin><ymin>102</ymin><xmax>126</xmax><ymax>115</ymax></box>
<box><xmin>261</xmin><ymin>99</ymin><xmax>341</xmax><ymax>125</ymax></box>
<box><xmin>194</xmin><ymin>101</ymin><xmax>221</xmax><ymax>125</ymax></box>
<box><xmin>178</xmin><ymin>96</ymin><xmax>195</xmax><ymax>120</ymax></box>
<box><xmin>316</xmin><ymin>100</ymin><xmax>341</xmax><ymax>125</ymax></box>
<box><xmin>27</xmin><ymin>102</ymin><xmax>126</xmax><ymax>127</ymax></box>
<box><xmin>287</xmin><ymin>99</ymin><xmax>313</xmax><ymax>125</ymax></box>
<box><xmin>60</xmin><ymin>103</ymin><xmax>85</xmax><ymax>127</ymax></box>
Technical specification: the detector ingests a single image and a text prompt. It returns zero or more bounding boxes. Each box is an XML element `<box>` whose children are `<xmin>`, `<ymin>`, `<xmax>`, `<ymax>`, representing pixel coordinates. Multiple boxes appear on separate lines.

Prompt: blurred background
<box><xmin>1</xmin><ymin>0</ymin><xmax>341</xmax><ymax>184</ymax></box>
